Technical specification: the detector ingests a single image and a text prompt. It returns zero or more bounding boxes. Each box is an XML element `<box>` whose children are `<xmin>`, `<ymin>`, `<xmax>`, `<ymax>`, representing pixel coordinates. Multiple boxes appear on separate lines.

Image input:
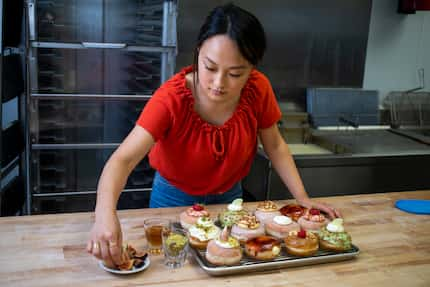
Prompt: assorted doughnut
<box><xmin>254</xmin><ymin>201</ymin><xmax>281</xmax><ymax>224</ymax></box>
<box><xmin>218</xmin><ymin>198</ymin><xmax>249</xmax><ymax>227</ymax></box>
<box><xmin>279</xmin><ymin>204</ymin><xmax>306</xmax><ymax>221</ymax></box>
<box><xmin>231</xmin><ymin>214</ymin><xmax>265</xmax><ymax>244</ymax></box>
<box><xmin>244</xmin><ymin>235</ymin><xmax>281</xmax><ymax>260</ymax></box>
<box><xmin>180</xmin><ymin>203</ymin><xmax>210</xmax><ymax>229</ymax></box>
<box><xmin>188</xmin><ymin>216</ymin><xmax>221</xmax><ymax>250</ymax></box>
<box><xmin>265</xmin><ymin>215</ymin><xmax>300</xmax><ymax>239</ymax></box>
<box><xmin>284</xmin><ymin>229</ymin><xmax>319</xmax><ymax>257</ymax></box>
<box><xmin>297</xmin><ymin>208</ymin><xmax>329</xmax><ymax>232</ymax></box>
<box><xmin>318</xmin><ymin>218</ymin><xmax>352</xmax><ymax>252</ymax></box>
<box><xmin>179</xmin><ymin>199</ymin><xmax>353</xmax><ymax>266</ymax></box>
<box><xmin>205</xmin><ymin>226</ymin><xmax>242</xmax><ymax>266</ymax></box>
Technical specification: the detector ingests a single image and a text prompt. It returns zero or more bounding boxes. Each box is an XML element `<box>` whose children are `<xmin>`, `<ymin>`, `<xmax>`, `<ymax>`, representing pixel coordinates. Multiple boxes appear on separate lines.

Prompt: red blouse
<box><xmin>136</xmin><ymin>66</ymin><xmax>281</xmax><ymax>196</ymax></box>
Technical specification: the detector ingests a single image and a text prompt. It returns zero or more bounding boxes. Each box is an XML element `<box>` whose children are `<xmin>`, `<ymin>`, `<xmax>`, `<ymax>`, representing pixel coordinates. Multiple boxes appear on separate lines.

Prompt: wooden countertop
<box><xmin>1</xmin><ymin>191</ymin><xmax>429</xmax><ymax>287</ymax></box>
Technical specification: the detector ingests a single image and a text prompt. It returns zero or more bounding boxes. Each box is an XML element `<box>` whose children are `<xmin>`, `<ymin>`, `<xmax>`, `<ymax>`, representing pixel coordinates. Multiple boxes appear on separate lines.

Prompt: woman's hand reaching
<box><xmin>298</xmin><ymin>198</ymin><xmax>342</xmax><ymax>219</ymax></box>
<box><xmin>86</xmin><ymin>210</ymin><xmax>123</xmax><ymax>268</ymax></box>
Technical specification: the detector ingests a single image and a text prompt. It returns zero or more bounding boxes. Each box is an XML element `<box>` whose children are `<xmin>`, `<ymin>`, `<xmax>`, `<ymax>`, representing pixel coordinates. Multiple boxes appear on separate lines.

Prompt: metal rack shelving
<box><xmin>26</xmin><ymin>0</ymin><xmax>177</xmax><ymax>214</ymax></box>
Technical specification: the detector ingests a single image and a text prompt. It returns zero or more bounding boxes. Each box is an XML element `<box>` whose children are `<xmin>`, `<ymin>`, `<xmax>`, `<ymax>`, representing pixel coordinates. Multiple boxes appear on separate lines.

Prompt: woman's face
<box><xmin>197</xmin><ymin>34</ymin><xmax>253</xmax><ymax>104</ymax></box>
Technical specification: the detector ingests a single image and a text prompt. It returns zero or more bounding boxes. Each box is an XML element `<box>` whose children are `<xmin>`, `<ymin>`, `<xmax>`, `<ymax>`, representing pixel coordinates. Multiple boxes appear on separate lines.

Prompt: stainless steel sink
<box><xmin>280</xmin><ymin>131</ymin><xmax>351</xmax><ymax>155</ymax></box>
<box><xmin>389</xmin><ymin>128</ymin><xmax>430</xmax><ymax>145</ymax></box>
<box><xmin>307</xmin><ymin>134</ymin><xmax>351</xmax><ymax>154</ymax></box>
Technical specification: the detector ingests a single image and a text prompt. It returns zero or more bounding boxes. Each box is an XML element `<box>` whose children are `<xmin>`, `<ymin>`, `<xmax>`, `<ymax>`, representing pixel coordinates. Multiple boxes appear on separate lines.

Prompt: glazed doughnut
<box><xmin>231</xmin><ymin>215</ymin><xmax>265</xmax><ymax>244</ymax></box>
<box><xmin>284</xmin><ymin>229</ymin><xmax>319</xmax><ymax>257</ymax></box>
<box><xmin>297</xmin><ymin>208</ymin><xmax>328</xmax><ymax>231</ymax></box>
<box><xmin>187</xmin><ymin>217</ymin><xmax>220</xmax><ymax>250</ymax></box>
<box><xmin>205</xmin><ymin>227</ymin><xmax>242</xmax><ymax>266</ymax></box>
<box><xmin>254</xmin><ymin>201</ymin><xmax>281</xmax><ymax>224</ymax></box>
<box><xmin>265</xmin><ymin>215</ymin><xmax>300</xmax><ymax>239</ymax></box>
<box><xmin>180</xmin><ymin>204</ymin><xmax>210</xmax><ymax>229</ymax></box>
<box><xmin>279</xmin><ymin>204</ymin><xmax>306</xmax><ymax>221</ymax></box>
<box><xmin>244</xmin><ymin>236</ymin><xmax>281</xmax><ymax>260</ymax></box>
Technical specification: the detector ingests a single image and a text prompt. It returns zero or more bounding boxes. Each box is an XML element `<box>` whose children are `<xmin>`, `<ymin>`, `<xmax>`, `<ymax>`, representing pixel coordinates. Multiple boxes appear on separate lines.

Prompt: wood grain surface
<box><xmin>0</xmin><ymin>191</ymin><xmax>429</xmax><ymax>287</ymax></box>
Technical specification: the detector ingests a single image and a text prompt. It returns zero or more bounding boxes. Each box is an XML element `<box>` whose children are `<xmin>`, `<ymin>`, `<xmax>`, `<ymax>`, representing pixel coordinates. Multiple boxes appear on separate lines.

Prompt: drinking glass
<box><xmin>143</xmin><ymin>218</ymin><xmax>170</xmax><ymax>255</ymax></box>
<box><xmin>162</xmin><ymin>227</ymin><xmax>189</xmax><ymax>268</ymax></box>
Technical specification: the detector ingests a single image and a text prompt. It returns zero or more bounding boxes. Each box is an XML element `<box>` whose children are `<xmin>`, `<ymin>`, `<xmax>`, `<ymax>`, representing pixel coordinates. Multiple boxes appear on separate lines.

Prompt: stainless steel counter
<box><xmin>243</xmin><ymin>128</ymin><xmax>430</xmax><ymax>201</ymax></box>
<box><xmin>310</xmin><ymin>129</ymin><xmax>430</xmax><ymax>156</ymax></box>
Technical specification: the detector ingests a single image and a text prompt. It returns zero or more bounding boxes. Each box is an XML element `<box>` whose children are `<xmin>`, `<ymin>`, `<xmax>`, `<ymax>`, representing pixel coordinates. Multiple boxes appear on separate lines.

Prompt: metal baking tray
<box><xmin>189</xmin><ymin>244</ymin><xmax>360</xmax><ymax>276</ymax></box>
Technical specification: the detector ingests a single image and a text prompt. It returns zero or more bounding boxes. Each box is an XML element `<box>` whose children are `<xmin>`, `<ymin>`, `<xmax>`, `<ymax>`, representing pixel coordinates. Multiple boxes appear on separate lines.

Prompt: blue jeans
<box><xmin>149</xmin><ymin>171</ymin><xmax>243</xmax><ymax>208</ymax></box>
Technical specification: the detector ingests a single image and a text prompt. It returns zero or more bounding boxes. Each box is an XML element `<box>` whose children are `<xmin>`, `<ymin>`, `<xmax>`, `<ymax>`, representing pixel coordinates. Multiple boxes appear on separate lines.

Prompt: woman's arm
<box><xmin>259</xmin><ymin>124</ymin><xmax>341</xmax><ymax>219</ymax></box>
<box><xmin>87</xmin><ymin>125</ymin><xmax>155</xmax><ymax>266</ymax></box>
<box><xmin>95</xmin><ymin>125</ymin><xmax>154</xmax><ymax>214</ymax></box>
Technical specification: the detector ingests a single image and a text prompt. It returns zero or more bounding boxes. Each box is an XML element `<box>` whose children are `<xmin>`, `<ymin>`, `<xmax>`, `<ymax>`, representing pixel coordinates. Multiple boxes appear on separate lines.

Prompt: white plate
<box><xmin>98</xmin><ymin>256</ymin><xmax>150</xmax><ymax>275</ymax></box>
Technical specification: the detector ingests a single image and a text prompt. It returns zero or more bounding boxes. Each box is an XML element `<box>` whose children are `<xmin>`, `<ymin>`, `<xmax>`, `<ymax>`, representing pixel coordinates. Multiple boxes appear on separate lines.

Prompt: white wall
<box><xmin>363</xmin><ymin>0</ymin><xmax>430</xmax><ymax>106</ymax></box>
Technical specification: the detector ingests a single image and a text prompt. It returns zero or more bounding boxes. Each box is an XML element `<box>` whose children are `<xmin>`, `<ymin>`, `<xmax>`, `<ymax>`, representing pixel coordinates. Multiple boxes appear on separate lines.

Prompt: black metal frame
<box><xmin>1</xmin><ymin>0</ymin><xmax>26</xmax><ymax>216</ymax></box>
<box><xmin>25</xmin><ymin>0</ymin><xmax>177</xmax><ymax>214</ymax></box>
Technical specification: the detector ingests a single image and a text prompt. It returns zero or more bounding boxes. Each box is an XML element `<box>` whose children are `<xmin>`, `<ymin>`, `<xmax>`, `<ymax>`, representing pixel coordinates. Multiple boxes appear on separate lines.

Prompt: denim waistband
<box><xmin>149</xmin><ymin>171</ymin><xmax>242</xmax><ymax>208</ymax></box>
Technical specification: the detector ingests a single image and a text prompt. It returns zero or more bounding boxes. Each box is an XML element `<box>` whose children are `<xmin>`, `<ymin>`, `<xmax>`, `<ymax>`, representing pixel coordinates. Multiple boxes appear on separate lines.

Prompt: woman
<box><xmin>87</xmin><ymin>4</ymin><xmax>341</xmax><ymax>267</ymax></box>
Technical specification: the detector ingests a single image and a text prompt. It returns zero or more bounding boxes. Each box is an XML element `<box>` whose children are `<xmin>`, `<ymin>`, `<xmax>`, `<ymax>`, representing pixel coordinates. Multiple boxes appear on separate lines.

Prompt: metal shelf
<box><xmin>25</xmin><ymin>0</ymin><xmax>177</xmax><ymax>214</ymax></box>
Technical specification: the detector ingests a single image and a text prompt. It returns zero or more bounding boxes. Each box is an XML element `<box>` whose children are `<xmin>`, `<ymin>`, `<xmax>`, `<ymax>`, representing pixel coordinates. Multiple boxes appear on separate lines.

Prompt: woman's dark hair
<box><xmin>192</xmin><ymin>3</ymin><xmax>266</xmax><ymax>73</ymax></box>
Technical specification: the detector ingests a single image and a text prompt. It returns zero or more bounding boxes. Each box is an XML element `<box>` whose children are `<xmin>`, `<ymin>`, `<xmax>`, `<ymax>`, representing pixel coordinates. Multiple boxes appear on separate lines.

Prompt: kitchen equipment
<box><xmin>306</xmin><ymin>88</ymin><xmax>379</xmax><ymax>128</ymax></box>
<box><xmin>278</xmin><ymin>112</ymin><xmax>311</xmax><ymax>144</ymax></box>
<box><xmin>386</xmin><ymin>91</ymin><xmax>430</xmax><ymax>128</ymax></box>
<box><xmin>26</xmin><ymin>0</ymin><xmax>178</xmax><ymax>214</ymax></box>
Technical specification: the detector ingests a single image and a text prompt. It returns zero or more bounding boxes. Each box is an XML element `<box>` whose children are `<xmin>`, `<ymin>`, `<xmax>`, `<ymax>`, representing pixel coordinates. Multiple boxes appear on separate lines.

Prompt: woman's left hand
<box><xmin>298</xmin><ymin>198</ymin><xmax>342</xmax><ymax>219</ymax></box>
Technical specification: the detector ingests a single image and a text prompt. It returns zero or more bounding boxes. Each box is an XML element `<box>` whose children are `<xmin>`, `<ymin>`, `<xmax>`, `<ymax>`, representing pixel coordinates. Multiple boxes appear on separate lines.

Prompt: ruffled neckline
<box><xmin>175</xmin><ymin>65</ymin><xmax>258</xmax><ymax>132</ymax></box>
<box><xmin>172</xmin><ymin>65</ymin><xmax>259</xmax><ymax>160</ymax></box>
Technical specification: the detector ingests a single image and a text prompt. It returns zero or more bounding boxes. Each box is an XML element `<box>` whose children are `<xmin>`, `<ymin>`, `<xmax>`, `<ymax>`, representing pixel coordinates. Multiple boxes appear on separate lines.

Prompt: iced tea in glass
<box><xmin>143</xmin><ymin>218</ymin><xmax>170</xmax><ymax>255</ymax></box>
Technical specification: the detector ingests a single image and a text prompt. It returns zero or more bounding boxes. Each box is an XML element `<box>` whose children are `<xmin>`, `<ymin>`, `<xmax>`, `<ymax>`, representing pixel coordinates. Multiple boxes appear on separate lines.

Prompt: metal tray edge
<box><xmin>190</xmin><ymin>245</ymin><xmax>360</xmax><ymax>276</ymax></box>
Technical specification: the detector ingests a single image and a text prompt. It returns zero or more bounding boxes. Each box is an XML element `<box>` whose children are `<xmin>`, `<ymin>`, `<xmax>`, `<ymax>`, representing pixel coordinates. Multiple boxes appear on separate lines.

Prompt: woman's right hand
<box><xmin>86</xmin><ymin>210</ymin><xmax>123</xmax><ymax>268</ymax></box>
<box><xmin>86</xmin><ymin>126</ymin><xmax>154</xmax><ymax>266</ymax></box>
